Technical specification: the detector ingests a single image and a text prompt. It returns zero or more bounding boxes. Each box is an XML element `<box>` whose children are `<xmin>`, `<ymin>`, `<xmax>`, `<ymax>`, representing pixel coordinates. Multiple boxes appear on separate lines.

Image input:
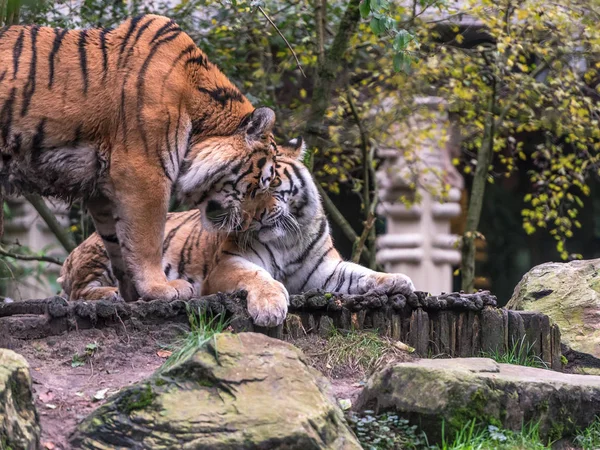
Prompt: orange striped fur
<box><xmin>0</xmin><ymin>15</ymin><xmax>279</xmax><ymax>302</ymax></box>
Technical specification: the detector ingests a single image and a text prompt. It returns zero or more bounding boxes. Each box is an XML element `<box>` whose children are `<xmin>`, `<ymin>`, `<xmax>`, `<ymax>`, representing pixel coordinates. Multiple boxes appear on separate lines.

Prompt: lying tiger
<box><xmin>59</xmin><ymin>139</ymin><xmax>415</xmax><ymax>327</ymax></box>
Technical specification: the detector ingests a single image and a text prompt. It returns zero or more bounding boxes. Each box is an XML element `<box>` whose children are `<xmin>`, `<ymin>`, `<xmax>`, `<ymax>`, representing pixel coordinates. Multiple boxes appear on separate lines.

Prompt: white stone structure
<box><xmin>2</xmin><ymin>197</ymin><xmax>68</xmax><ymax>300</ymax></box>
<box><xmin>376</xmin><ymin>97</ymin><xmax>463</xmax><ymax>295</ymax></box>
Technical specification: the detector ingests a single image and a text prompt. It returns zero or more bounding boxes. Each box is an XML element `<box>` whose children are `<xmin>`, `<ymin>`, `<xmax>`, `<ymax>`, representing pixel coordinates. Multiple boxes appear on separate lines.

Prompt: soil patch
<box><xmin>7</xmin><ymin>324</ymin><xmax>415</xmax><ymax>449</ymax></box>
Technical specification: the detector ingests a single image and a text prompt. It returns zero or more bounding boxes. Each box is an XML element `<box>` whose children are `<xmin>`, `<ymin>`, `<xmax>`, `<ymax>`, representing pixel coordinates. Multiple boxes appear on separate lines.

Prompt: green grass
<box><xmin>305</xmin><ymin>329</ymin><xmax>412</xmax><ymax>377</ymax></box>
<box><xmin>158</xmin><ymin>307</ymin><xmax>229</xmax><ymax>373</ymax></box>
<box><xmin>437</xmin><ymin>420</ymin><xmax>549</xmax><ymax>450</ymax></box>
<box><xmin>574</xmin><ymin>416</ymin><xmax>600</xmax><ymax>449</ymax></box>
<box><xmin>481</xmin><ymin>336</ymin><xmax>548</xmax><ymax>369</ymax></box>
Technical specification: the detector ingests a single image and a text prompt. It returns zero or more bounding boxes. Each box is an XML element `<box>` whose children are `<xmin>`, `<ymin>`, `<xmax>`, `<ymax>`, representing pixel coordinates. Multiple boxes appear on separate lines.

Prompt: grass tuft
<box><xmin>574</xmin><ymin>416</ymin><xmax>600</xmax><ymax>449</ymax></box>
<box><xmin>158</xmin><ymin>306</ymin><xmax>229</xmax><ymax>373</ymax></box>
<box><xmin>481</xmin><ymin>336</ymin><xmax>548</xmax><ymax>369</ymax></box>
<box><xmin>303</xmin><ymin>329</ymin><xmax>413</xmax><ymax>378</ymax></box>
<box><xmin>439</xmin><ymin>420</ymin><xmax>549</xmax><ymax>450</ymax></box>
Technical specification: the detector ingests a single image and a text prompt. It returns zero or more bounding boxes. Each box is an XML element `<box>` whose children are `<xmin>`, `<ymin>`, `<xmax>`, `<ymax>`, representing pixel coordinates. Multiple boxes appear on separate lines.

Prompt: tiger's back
<box><xmin>0</xmin><ymin>15</ymin><xmax>254</xmax><ymax>198</ymax></box>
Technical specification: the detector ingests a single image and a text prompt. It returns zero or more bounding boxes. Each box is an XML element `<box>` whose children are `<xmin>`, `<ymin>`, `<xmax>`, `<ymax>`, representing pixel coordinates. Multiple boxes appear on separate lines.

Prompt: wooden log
<box><xmin>481</xmin><ymin>307</ymin><xmax>506</xmax><ymax>354</ymax></box>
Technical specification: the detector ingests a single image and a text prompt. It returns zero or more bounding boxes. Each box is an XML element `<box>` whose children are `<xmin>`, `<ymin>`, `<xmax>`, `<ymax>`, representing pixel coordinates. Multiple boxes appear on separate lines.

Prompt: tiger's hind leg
<box><xmin>87</xmin><ymin>197</ymin><xmax>139</xmax><ymax>302</ymax></box>
<box><xmin>110</xmin><ymin>159</ymin><xmax>194</xmax><ymax>302</ymax></box>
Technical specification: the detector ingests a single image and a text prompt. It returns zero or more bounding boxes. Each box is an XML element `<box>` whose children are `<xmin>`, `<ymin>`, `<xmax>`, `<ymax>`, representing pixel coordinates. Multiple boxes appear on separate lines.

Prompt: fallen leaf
<box><xmin>43</xmin><ymin>441</ymin><xmax>55</xmax><ymax>449</ymax></box>
<box><xmin>156</xmin><ymin>350</ymin><xmax>172</xmax><ymax>358</ymax></box>
<box><xmin>394</xmin><ymin>341</ymin><xmax>415</xmax><ymax>353</ymax></box>
<box><xmin>45</xmin><ymin>404</ymin><xmax>57</xmax><ymax>410</ymax></box>
<box><xmin>93</xmin><ymin>388</ymin><xmax>109</xmax><ymax>401</ymax></box>
<box><xmin>75</xmin><ymin>392</ymin><xmax>85</xmax><ymax>397</ymax></box>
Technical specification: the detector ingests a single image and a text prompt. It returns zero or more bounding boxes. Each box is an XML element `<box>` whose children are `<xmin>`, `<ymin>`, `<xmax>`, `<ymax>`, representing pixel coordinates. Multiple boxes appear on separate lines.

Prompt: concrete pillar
<box><xmin>2</xmin><ymin>197</ymin><xmax>69</xmax><ymax>300</ymax></box>
<box><xmin>376</xmin><ymin>97</ymin><xmax>463</xmax><ymax>295</ymax></box>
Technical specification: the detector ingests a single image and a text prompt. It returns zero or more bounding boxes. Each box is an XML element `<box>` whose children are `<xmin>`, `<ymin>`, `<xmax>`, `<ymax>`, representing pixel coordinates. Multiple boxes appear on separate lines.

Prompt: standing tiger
<box><xmin>59</xmin><ymin>139</ymin><xmax>415</xmax><ymax>327</ymax></box>
<box><xmin>0</xmin><ymin>14</ymin><xmax>279</xmax><ymax>303</ymax></box>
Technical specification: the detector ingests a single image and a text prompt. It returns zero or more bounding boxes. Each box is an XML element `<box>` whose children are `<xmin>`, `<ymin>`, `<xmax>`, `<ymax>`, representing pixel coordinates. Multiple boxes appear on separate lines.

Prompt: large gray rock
<box><xmin>0</xmin><ymin>349</ymin><xmax>40</xmax><ymax>450</ymax></box>
<box><xmin>507</xmin><ymin>259</ymin><xmax>600</xmax><ymax>368</ymax></box>
<box><xmin>71</xmin><ymin>332</ymin><xmax>361</xmax><ymax>449</ymax></box>
<box><xmin>355</xmin><ymin>358</ymin><xmax>600</xmax><ymax>441</ymax></box>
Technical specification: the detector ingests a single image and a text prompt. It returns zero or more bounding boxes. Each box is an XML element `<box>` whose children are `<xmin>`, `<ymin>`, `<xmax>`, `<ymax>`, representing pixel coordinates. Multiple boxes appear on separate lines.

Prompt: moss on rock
<box><xmin>0</xmin><ymin>349</ymin><xmax>40</xmax><ymax>450</ymax></box>
<box><xmin>354</xmin><ymin>358</ymin><xmax>600</xmax><ymax>443</ymax></box>
<box><xmin>71</xmin><ymin>333</ymin><xmax>362</xmax><ymax>450</ymax></box>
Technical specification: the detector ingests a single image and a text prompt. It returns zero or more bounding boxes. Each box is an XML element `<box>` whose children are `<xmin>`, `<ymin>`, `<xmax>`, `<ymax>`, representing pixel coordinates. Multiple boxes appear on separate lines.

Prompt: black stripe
<box><xmin>135</xmin><ymin>30</ymin><xmax>182</xmax><ymax>155</ymax></box>
<box><xmin>31</xmin><ymin>118</ymin><xmax>46</xmax><ymax>154</ymax></box>
<box><xmin>151</xmin><ymin>19</ymin><xmax>176</xmax><ymax>42</ymax></box>
<box><xmin>21</xmin><ymin>26</ymin><xmax>38</xmax><ymax>117</ymax></box>
<box><xmin>333</xmin><ymin>264</ymin><xmax>347</xmax><ymax>291</ymax></box>
<box><xmin>184</xmin><ymin>54</ymin><xmax>208</xmax><ymax>69</ymax></box>
<box><xmin>291</xmin><ymin>217</ymin><xmax>327</xmax><ymax>265</ymax></box>
<box><xmin>263</xmin><ymin>243</ymin><xmax>281</xmax><ymax>276</ymax></box>
<box><xmin>164</xmin><ymin>263</ymin><xmax>171</xmax><ymax>277</ymax></box>
<box><xmin>178</xmin><ymin>230</ymin><xmax>195</xmax><ymax>276</ymax></box>
<box><xmin>12</xmin><ymin>29</ymin><xmax>24</xmax><ymax>80</ymax></box>
<box><xmin>160</xmin><ymin>45</ymin><xmax>196</xmax><ymax>100</ymax></box>
<box><xmin>0</xmin><ymin>88</ymin><xmax>16</xmax><ymax>144</ymax></box>
<box><xmin>248</xmin><ymin>244</ymin><xmax>266</xmax><ymax>267</ymax></box>
<box><xmin>99</xmin><ymin>28</ymin><xmax>111</xmax><ymax>82</ymax></box>
<box><xmin>0</xmin><ymin>70</ymin><xmax>6</xmax><ymax>83</ymax></box>
<box><xmin>347</xmin><ymin>271</ymin><xmax>355</xmax><ymax>294</ymax></box>
<box><xmin>222</xmin><ymin>250</ymin><xmax>242</xmax><ymax>257</ymax></box>
<box><xmin>301</xmin><ymin>247</ymin><xmax>335</xmax><ymax>291</ymax></box>
<box><xmin>324</xmin><ymin>261</ymin><xmax>343</xmax><ymax>289</ymax></box>
<box><xmin>122</xmin><ymin>17</ymin><xmax>156</xmax><ymax>68</ymax></box>
<box><xmin>118</xmin><ymin>15</ymin><xmax>144</xmax><ymax>67</ymax></box>
<box><xmin>100</xmin><ymin>233</ymin><xmax>119</xmax><ymax>244</ymax></box>
<box><xmin>196</xmin><ymin>87</ymin><xmax>245</xmax><ymax>107</ymax></box>
<box><xmin>78</xmin><ymin>30</ymin><xmax>89</xmax><ymax>94</ymax></box>
<box><xmin>48</xmin><ymin>28</ymin><xmax>67</xmax><ymax>89</ymax></box>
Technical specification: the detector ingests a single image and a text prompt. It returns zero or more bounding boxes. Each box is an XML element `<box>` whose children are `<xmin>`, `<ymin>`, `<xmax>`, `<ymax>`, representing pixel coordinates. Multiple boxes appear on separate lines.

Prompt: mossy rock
<box><xmin>71</xmin><ymin>332</ymin><xmax>361</xmax><ymax>449</ymax></box>
<box><xmin>0</xmin><ymin>349</ymin><xmax>41</xmax><ymax>450</ymax></box>
<box><xmin>354</xmin><ymin>358</ymin><xmax>600</xmax><ymax>442</ymax></box>
<box><xmin>507</xmin><ymin>259</ymin><xmax>600</xmax><ymax>363</ymax></box>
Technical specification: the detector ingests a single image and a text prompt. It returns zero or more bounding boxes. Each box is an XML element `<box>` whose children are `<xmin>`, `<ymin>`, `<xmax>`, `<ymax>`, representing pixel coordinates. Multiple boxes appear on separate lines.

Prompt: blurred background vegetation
<box><xmin>1</xmin><ymin>0</ymin><xmax>600</xmax><ymax>304</ymax></box>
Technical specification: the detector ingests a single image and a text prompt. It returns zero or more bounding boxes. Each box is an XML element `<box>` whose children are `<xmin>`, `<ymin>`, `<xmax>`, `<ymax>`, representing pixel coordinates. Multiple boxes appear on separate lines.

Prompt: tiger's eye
<box><xmin>271</xmin><ymin>177</ymin><xmax>282</xmax><ymax>188</ymax></box>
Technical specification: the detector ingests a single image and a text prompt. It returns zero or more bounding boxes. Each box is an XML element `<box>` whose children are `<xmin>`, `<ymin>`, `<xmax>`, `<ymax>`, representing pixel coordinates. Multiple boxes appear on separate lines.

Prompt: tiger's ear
<box><xmin>240</xmin><ymin>107</ymin><xmax>276</xmax><ymax>142</ymax></box>
<box><xmin>279</xmin><ymin>136</ymin><xmax>307</xmax><ymax>160</ymax></box>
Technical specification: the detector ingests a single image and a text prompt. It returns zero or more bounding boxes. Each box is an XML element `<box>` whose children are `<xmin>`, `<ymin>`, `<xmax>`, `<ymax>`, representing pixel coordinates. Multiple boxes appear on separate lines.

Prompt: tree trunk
<box><xmin>461</xmin><ymin>80</ymin><xmax>497</xmax><ymax>293</ymax></box>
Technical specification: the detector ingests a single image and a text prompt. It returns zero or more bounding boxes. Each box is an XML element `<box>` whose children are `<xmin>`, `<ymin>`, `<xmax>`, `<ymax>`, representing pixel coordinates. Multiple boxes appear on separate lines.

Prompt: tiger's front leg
<box><xmin>109</xmin><ymin>158</ymin><xmax>195</xmax><ymax>302</ymax></box>
<box><xmin>307</xmin><ymin>260</ymin><xmax>415</xmax><ymax>296</ymax></box>
<box><xmin>202</xmin><ymin>254</ymin><xmax>289</xmax><ymax>327</ymax></box>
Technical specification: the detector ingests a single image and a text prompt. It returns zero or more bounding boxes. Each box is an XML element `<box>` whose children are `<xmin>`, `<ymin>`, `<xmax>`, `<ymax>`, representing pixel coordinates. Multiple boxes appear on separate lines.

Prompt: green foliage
<box><xmin>346</xmin><ymin>410</ymin><xmax>431</xmax><ymax>449</ymax></box>
<box><xmin>71</xmin><ymin>341</ymin><xmax>99</xmax><ymax>368</ymax></box>
<box><xmin>481</xmin><ymin>336</ymin><xmax>548</xmax><ymax>369</ymax></box>
<box><xmin>439</xmin><ymin>420</ymin><xmax>549</xmax><ymax>450</ymax></box>
<box><xmin>159</xmin><ymin>307</ymin><xmax>229</xmax><ymax>373</ymax></box>
<box><xmin>574</xmin><ymin>417</ymin><xmax>600</xmax><ymax>450</ymax></box>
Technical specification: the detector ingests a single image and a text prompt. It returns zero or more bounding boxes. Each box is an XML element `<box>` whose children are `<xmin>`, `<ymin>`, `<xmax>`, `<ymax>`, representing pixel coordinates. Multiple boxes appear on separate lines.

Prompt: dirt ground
<box><xmin>8</xmin><ymin>324</ymin><xmax>397</xmax><ymax>449</ymax></box>
<box><xmin>10</xmin><ymin>322</ymin><xmax>183</xmax><ymax>449</ymax></box>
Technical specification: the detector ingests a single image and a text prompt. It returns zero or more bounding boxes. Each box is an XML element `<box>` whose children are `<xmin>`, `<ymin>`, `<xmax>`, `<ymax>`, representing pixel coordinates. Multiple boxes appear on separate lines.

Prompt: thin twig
<box><xmin>0</xmin><ymin>246</ymin><xmax>64</xmax><ymax>265</ymax></box>
<box><xmin>257</xmin><ymin>5</ymin><xmax>307</xmax><ymax>77</ymax></box>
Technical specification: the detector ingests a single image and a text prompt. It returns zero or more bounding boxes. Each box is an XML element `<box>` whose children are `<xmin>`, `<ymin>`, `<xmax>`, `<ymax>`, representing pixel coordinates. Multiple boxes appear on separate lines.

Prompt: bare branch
<box><xmin>25</xmin><ymin>193</ymin><xmax>76</xmax><ymax>253</ymax></box>
<box><xmin>0</xmin><ymin>246</ymin><xmax>64</xmax><ymax>266</ymax></box>
<box><xmin>257</xmin><ymin>6</ymin><xmax>306</xmax><ymax>78</ymax></box>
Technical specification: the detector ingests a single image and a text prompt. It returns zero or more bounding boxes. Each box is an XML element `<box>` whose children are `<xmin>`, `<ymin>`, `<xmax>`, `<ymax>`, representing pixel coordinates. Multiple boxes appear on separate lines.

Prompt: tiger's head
<box><xmin>176</xmin><ymin>107</ymin><xmax>279</xmax><ymax>232</ymax></box>
<box><xmin>243</xmin><ymin>137</ymin><xmax>322</xmax><ymax>245</ymax></box>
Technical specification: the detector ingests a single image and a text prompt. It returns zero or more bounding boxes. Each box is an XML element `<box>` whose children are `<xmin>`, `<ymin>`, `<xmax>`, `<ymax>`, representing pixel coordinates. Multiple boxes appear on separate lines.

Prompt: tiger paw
<box><xmin>140</xmin><ymin>279</ymin><xmax>196</xmax><ymax>301</ymax></box>
<box><xmin>247</xmin><ymin>280</ymin><xmax>289</xmax><ymax>327</ymax></box>
<box><xmin>359</xmin><ymin>273</ymin><xmax>415</xmax><ymax>296</ymax></box>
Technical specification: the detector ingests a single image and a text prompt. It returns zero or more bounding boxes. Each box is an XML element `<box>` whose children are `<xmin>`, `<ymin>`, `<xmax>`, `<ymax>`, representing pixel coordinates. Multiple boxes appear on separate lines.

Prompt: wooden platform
<box><xmin>0</xmin><ymin>290</ymin><xmax>562</xmax><ymax>370</ymax></box>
